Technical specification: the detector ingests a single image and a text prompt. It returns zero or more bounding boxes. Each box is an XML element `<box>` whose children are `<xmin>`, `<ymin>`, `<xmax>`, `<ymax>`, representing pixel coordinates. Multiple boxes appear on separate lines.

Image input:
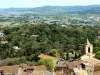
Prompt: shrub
<box><xmin>37</xmin><ymin>58</ymin><xmax>55</xmax><ymax>70</ymax></box>
<box><xmin>95</xmin><ymin>51</ymin><xmax>100</xmax><ymax>60</ymax></box>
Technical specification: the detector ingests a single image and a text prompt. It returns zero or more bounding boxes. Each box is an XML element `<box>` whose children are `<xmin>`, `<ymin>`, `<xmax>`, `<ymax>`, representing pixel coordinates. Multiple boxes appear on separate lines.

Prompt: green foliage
<box><xmin>19</xmin><ymin>57</ymin><xmax>27</xmax><ymax>63</ymax></box>
<box><xmin>94</xmin><ymin>39</ymin><xmax>100</xmax><ymax>47</ymax></box>
<box><xmin>95</xmin><ymin>51</ymin><xmax>100</xmax><ymax>60</ymax></box>
<box><xmin>0</xmin><ymin>23</ymin><xmax>97</xmax><ymax>62</ymax></box>
<box><xmin>25</xmin><ymin>61</ymin><xmax>36</xmax><ymax>66</ymax></box>
<box><xmin>49</xmin><ymin>49</ymin><xmax>59</xmax><ymax>57</ymax></box>
<box><xmin>37</xmin><ymin>58</ymin><xmax>55</xmax><ymax>70</ymax></box>
<box><xmin>0</xmin><ymin>57</ymin><xmax>35</xmax><ymax>66</ymax></box>
<box><xmin>37</xmin><ymin>59</ymin><xmax>45</xmax><ymax>65</ymax></box>
<box><xmin>61</xmin><ymin>52</ymin><xmax>67</xmax><ymax>59</ymax></box>
<box><xmin>44</xmin><ymin>58</ymin><xmax>55</xmax><ymax>70</ymax></box>
<box><xmin>2</xmin><ymin>58</ymin><xmax>20</xmax><ymax>66</ymax></box>
<box><xmin>3</xmin><ymin>58</ymin><xmax>15</xmax><ymax>66</ymax></box>
<box><xmin>94</xmin><ymin>47</ymin><xmax>100</xmax><ymax>53</ymax></box>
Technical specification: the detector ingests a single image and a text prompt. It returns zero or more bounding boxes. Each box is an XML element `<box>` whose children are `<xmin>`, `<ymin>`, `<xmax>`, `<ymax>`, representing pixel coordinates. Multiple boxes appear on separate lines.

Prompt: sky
<box><xmin>1</xmin><ymin>0</ymin><xmax>100</xmax><ymax>8</ymax></box>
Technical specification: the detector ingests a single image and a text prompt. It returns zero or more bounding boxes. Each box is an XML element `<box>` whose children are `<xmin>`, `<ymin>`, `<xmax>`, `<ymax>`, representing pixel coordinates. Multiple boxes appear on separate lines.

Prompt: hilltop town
<box><xmin>0</xmin><ymin>39</ymin><xmax>100</xmax><ymax>75</ymax></box>
<box><xmin>1</xmin><ymin>5</ymin><xmax>100</xmax><ymax>75</ymax></box>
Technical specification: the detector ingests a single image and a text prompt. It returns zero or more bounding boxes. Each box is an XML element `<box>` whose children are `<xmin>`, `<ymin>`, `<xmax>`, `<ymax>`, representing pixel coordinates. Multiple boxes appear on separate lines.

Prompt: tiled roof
<box><xmin>54</xmin><ymin>71</ymin><xmax>66</xmax><ymax>75</ymax></box>
<box><xmin>66</xmin><ymin>60</ymin><xmax>81</xmax><ymax>69</ymax></box>
<box><xmin>30</xmin><ymin>70</ymin><xmax>53</xmax><ymax>75</ymax></box>
<box><xmin>38</xmin><ymin>54</ymin><xmax>54</xmax><ymax>59</ymax></box>
<box><xmin>94</xmin><ymin>71</ymin><xmax>100</xmax><ymax>75</ymax></box>
<box><xmin>0</xmin><ymin>65</ymin><xmax>47</xmax><ymax>75</ymax></box>
<box><xmin>30</xmin><ymin>72</ymin><xmax>43</xmax><ymax>75</ymax></box>
<box><xmin>0</xmin><ymin>65</ymin><xmax>19</xmax><ymax>74</ymax></box>
<box><xmin>34</xmin><ymin>65</ymin><xmax>47</xmax><ymax>70</ymax></box>
<box><xmin>81</xmin><ymin>57</ymin><xmax>100</xmax><ymax>66</ymax></box>
<box><xmin>23</xmin><ymin>65</ymin><xmax>47</xmax><ymax>75</ymax></box>
<box><xmin>94</xmin><ymin>65</ymin><xmax>100</xmax><ymax>71</ymax></box>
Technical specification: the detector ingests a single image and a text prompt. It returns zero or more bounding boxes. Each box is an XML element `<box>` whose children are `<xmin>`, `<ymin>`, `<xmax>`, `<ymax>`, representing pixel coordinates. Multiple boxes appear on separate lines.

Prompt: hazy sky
<box><xmin>1</xmin><ymin>0</ymin><xmax>100</xmax><ymax>8</ymax></box>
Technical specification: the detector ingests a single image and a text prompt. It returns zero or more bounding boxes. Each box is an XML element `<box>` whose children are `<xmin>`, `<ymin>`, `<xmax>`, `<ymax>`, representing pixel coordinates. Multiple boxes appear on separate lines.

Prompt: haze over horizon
<box><xmin>1</xmin><ymin>0</ymin><xmax>100</xmax><ymax>8</ymax></box>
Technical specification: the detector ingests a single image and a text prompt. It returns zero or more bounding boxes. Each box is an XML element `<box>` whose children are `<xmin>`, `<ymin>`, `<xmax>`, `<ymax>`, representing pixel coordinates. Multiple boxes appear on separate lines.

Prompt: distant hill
<box><xmin>0</xmin><ymin>5</ymin><xmax>100</xmax><ymax>14</ymax></box>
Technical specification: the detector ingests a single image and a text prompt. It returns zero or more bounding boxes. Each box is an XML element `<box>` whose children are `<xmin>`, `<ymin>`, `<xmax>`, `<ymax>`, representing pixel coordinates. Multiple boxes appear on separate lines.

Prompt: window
<box><xmin>81</xmin><ymin>63</ymin><xmax>85</xmax><ymax>69</ymax></box>
<box><xmin>88</xmin><ymin>47</ymin><xmax>90</xmax><ymax>53</ymax></box>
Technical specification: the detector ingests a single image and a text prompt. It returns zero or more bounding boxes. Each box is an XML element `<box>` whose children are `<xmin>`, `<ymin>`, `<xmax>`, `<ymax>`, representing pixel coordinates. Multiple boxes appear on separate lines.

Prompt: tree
<box><xmin>44</xmin><ymin>58</ymin><xmax>55</xmax><ymax>70</ymax></box>
<box><xmin>61</xmin><ymin>52</ymin><xmax>67</xmax><ymax>60</ymax></box>
<box><xmin>37</xmin><ymin>58</ymin><xmax>55</xmax><ymax>70</ymax></box>
<box><xmin>48</xmin><ymin>49</ymin><xmax>59</xmax><ymax>57</ymax></box>
<box><xmin>37</xmin><ymin>59</ymin><xmax>45</xmax><ymax>65</ymax></box>
<box><xmin>94</xmin><ymin>47</ymin><xmax>100</xmax><ymax>53</ymax></box>
<box><xmin>94</xmin><ymin>39</ymin><xmax>100</xmax><ymax>47</ymax></box>
<box><xmin>95</xmin><ymin>51</ymin><xmax>100</xmax><ymax>60</ymax></box>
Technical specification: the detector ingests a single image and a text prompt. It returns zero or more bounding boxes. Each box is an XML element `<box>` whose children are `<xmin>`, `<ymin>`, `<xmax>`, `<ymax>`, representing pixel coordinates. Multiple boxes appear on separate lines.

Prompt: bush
<box><xmin>19</xmin><ymin>57</ymin><xmax>27</xmax><ymax>63</ymax></box>
<box><xmin>95</xmin><ymin>51</ymin><xmax>100</xmax><ymax>60</ymax></box>
<box><xmin>61</xmin><ymin>52</ymin><xmax>67</xmax><ymax>59</ymax></box>
<box><xmin>1</xmin><ymin>57</ymin><xmax>27</xmax><ymax>66</ymax></box>
<box><xmin>25</xmin><ymin>61</ymin><xmax>36</xmax><ymax>66</ymax></box>
<box><xmin>49</xmin><ymin>49</ymin><xmax>59</xmax><ymax>57</ymax></box>
<box><xmin>37</xmin><ymin>58</ymin><xmax>55</xmax><ymax>70</ymax></box>
<box><xmin>44</xmin><ymin>58</ymin><xmax>55</xmax><ymax>70</ymax></box>
<box><xmin>93</xmin><ymin>47</ymin><xmax>100</xmax><ymax>53</ymax></box>
<box><xmin>37</xmin><ymin>59</ymin><xmax>45</xmax><ymax>65</ymax></box>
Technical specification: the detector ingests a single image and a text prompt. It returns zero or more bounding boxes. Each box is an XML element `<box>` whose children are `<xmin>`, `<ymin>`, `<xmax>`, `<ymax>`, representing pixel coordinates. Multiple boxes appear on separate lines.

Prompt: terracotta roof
<box><xmin>94</xmin><ymin>71</ymin><xmax>100</xmax><ymax>75</ymax></box>
<box><xmin>73</xmin><ymin>61</ymin><xmax>81</xmax><ymax>68</ymax></box>
<box><xmin>0</xmin><ymin>65</ymin><xmax>34</xmax><ymax>75</ymax></box>
<box><xmin>25</xmin><ymin>71</ymin><xmax>33</xmax><ymax>75</ymax></box>
<box><xmin>23</xmin><ymin>66</ymin><xmax>34</xmax><ymax>75</ymax></box>
<box><xmin>34</xmin><ymin>65</ymin><xmax>47</xmax><ymax>70</ymax></box>
<box><xmin>66</xmin><ymin>62</ymin><xmax>75</xmax><ymax>69</ymax></box>
<box><xmin>94</xmin><ymin>65</ymin><xmax>100</xmax><ymax>71</ymax></box>
<box><xmin>30</xmin><ymin>72</ymin><xmax>43</xmax><ymax>75</ymax></box>
<box><xmin>82</xmin><ymin>58</ymin><xmax>100</xmax><ymax>66</ymax></box>
<box><xmin>66</xmin><ymin>60</ymin><xmax>81</xmax><ymax>69</ymax></box>
<box><xmin>54</xmin><ymin>72</ymin><xmax>66</xmax><ymax>75</ymax></box>
<box><xmin>0</xmin><ymin>65</ymin><xmax>19</xmax><ymax>74</ymax></box>
<box><xmin>23</xmin><ymin>66</ymin><xmax>34</xmax><ymax>70</ymax></box>
<box><xmin>38</xmin><ymin>54</ymin><xmax>54</xmax><ymax>59</ymax></box>
<box><xmin>30</xmin><ymin>70</ymin><xmax>53</xmax><ymax>75</ymax></box>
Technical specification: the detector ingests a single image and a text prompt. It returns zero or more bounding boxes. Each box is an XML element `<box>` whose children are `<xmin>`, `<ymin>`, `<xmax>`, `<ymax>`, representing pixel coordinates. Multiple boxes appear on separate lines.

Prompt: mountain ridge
<box><xmin>0</xmin><ymin>5</ymin><xmax>100</xmax><ymax>14</ymax></box>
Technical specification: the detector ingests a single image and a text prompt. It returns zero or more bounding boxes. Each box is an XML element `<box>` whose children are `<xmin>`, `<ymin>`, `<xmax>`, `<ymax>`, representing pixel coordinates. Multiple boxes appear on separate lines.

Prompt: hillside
<box><xmin>0</xmin><ymin>5</ymin><xmax>100</xmax><ymax>14</ymax></box>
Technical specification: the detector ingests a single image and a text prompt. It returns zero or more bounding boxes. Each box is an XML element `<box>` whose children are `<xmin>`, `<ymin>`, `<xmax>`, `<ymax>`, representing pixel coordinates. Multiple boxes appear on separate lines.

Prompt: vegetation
<box><xmin>1</xmin><ymin>5</ymin><xmax>100</xmax><ymax>66</ymax></box>
<box><xmin>37</xmin><ymin>58</ymin><xmax>55</xmax><ymax>70</ymax></box>
<box><xmin>95</xmin><ymin>51</ymin><xmax>100</xmax><ymax>60</ymax></box>
<box><xmin>48</xmin><ymin>49</ymin><xmax>59</xmax><ymax>57</ymax></box>
<box><xmin>1</xmin><ymin>22</ymin><xmax>100</xmax><ymax>65</ymax></box>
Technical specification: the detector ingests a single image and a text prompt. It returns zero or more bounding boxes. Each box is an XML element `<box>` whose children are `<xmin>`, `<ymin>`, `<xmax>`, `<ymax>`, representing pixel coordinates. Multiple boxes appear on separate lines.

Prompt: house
<box><xmin>29</xmin><ymin>65</ymin><xmax>54</xmax><ymax>75</ymax></box>
<box><xmin>30</xmin><ymin>70</ymin><xmax>54</xmax><ymax>75</ymax></box>
<box><xmin>66</xmin><ymin>60</ymin><xmax>81</xmax><ymax>75</ymax></box>
<box><xmin>73</xmin><ymin>39</ymin><xmax>100</xmax><ymax>75</ymax></box>
<box><xmin>56</xmin><ymin>63</ymin><xmax>66</xmax><ymax>73</ymax></box>
<box><xmin>55</xmin><ymin>59</ymin><xmax>67</xmax><ymax>74</ymax></box>
<box><xmin>0</xmin><ymin>32</ymin><xmax>4</xmax><ymax>37</ymax></box>
<box><xmin>38</xmin><ymin>54</ymin><xmax>66</xmax><ymax>75</ymax></box>
<box><xmin>64</xmin><ymin>39</ymin><xmax>100</xmax><ymax>75</ymax></box>
<box><xmin>0</xmin><ymin>65</ymin><xmax>20</xmax><ymax>75</ymax></box>
<box><xmin>0</xmin><ymin>65</ymin><xmax>48</xmax><ymax>75</ymax></box>
<box><xmin>13</xmin><ymin>46</ymin><xmax>20</xmax><ymax>50</ymax></box>
<box><xmin>0</xmin><ymin>41</ymin><xmax>8</xmax><ymax>44</ymax></box>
